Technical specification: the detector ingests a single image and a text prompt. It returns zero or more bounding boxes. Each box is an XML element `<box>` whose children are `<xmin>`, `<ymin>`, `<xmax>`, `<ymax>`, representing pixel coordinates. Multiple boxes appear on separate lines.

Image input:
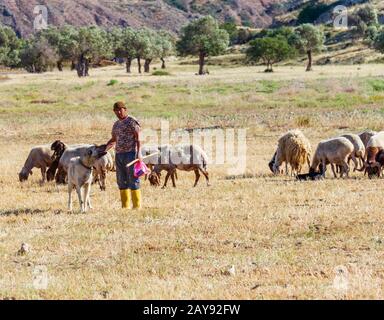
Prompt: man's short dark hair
<box><xmin>113</xmin><ymin>101</ymin><xmax>126</xmax><ymax>110</ymax></box>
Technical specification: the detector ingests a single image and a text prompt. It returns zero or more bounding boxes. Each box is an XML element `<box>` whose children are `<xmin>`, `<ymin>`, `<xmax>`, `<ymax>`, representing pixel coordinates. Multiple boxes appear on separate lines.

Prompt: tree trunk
<box><xmin>137</xmin><ymin>57</ymin><xmax>142</xmax><ymax>74</ymax></box>
<box><xmin>126</xmin><ymin>57</ymin><xmax>132</xmax><ymax>73</ymax></box>
<box><xmin>71</xmin><ymin>60</ymin><xmax>76</xmax><ymax>71</ymax></box>
<box><xmin>85</xmin><ymin>59</ymin><xmax>89</xmax><ymax>76</ymax></box>
<box><xmin>76</xmin><ymin>54</ymin><xmax>89</xmax><ymax>77</ymax></box>
<box><xmin>198</xmin><ymin>52</ymin><xmax>205</xmax><ymax>75</ymax></box>
<box><xmin>144</xmin><ymin>59</ymin><xmax>152</xmax><ymax>73</ymax></box>
<box><xmin>57</xmin><ymin>60</ymin><xmax>63</xmax><ymax>72</ymax></box>
<box><xmin>306</xmin><ymin>50</ymin><xmax>313</xmax><ymax>72</ymax></box>
<box><xmin>161</xmin><ymin>57</ymin><xmax>166</xmax><ymax>69</ymax></box>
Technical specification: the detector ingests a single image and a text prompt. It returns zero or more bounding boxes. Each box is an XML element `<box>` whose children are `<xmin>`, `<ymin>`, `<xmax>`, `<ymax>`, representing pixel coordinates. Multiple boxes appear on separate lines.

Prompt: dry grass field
<box><xmin>1</xmin><ymin>59</ymin><xmax>384</xmax><ymax>299</ymax></box>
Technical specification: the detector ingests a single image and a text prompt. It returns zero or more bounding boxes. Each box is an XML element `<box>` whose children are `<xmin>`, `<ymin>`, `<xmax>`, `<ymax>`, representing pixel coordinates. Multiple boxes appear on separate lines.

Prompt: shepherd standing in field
<box><xmin>105</xmin><ymin>101</ymin><xmax>142</xmax><ymax>209</ymax></box>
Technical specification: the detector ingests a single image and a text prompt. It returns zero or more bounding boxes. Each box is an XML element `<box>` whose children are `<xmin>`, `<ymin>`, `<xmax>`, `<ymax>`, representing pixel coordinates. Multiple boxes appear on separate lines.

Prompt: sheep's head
<box><xmin>148</xmin><ymin>172</ymin><xmax>161</xmax><ymax>187</ymax></box>
<box><xmin>18</xmin><ymin>169</ymin><xmax>31</xmax><ymax>182</ymax></box>
<box><xmin>365</xmin><ymin>162</ymin><xmax>381</xmax><ymax>179</ymax></box>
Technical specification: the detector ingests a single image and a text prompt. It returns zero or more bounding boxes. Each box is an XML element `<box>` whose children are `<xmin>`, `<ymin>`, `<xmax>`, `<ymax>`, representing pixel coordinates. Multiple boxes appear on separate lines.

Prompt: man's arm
<box><xmin>134</xmin><ymin>129</ymin><xmax>142</xmax><ymax>161</ymax></box>
<box><xmin>106</xmin><ymin>133</ymin><xmax>116</xmax><ymax>152</ymax></box>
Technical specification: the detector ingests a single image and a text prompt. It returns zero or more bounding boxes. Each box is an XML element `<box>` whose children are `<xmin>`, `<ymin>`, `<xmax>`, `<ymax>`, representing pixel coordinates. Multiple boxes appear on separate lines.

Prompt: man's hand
<box><xmin>105</xmin><ymin>135</ymin><xmax>116</xmax><ymax>152</ymax></box>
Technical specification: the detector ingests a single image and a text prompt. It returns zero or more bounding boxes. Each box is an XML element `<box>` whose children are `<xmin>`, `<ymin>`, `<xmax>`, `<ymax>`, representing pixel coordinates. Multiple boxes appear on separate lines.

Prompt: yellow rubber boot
<box><xmin>120</xmin><ymin>189</ymin><xmax>130</xmax><ymax>209</ymax></box>
<box><xmin>131</xmin><ymin>189</ymin><xmax>141</xmax><ymax>209</ymax></box>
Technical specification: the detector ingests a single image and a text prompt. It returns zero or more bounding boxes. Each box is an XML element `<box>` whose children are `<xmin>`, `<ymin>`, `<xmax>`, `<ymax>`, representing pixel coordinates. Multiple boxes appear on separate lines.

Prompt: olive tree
<box><xmin>289</xmin><ymin>24</ymin><xmax>324</xmax><ymax>71</ymax></box>
<box><xmin>373</xmin><ymin>29</ymin><xmax>384</xmax><ymax>56</ymax></box>
<box><xmin>37</xmin><ymin>26</ymin><xmax>78</xmax><ymax>71</ymax></box>
<box><xmin>158</xmin><ymin>31</ymin><xmax>175</xmax><ymax>69</ymax></box>
<box><xmin>177</xmin><ymin>16</ymin><xmax>229</xmax><ymax>75</ymax></box>
<box><xmin>71</xmin><ymin>26</ymin><xmax>112</xmax><ymax>77</ymax></box>
<box><xmin>109</xmin><ymin>27</ymin><xmax>137</xmax><ymax>73</ymax></box>
<box><xmin>356</xmin><ymin>5</ymin><xmax>378</xmax><ymax>26</ymax></box>
<box><xmin>246</xmin><ymin>36</ymin><xmax>295</xmax><ymax>72</ymax></box>
<box><xmin>141</xmin><ymin>29</ymin><xmax>162</xmax><ymax>73</ymax></box>
<box><xmin>131</xmin><ymin>28</ymin><xmax>153</xmax><ymax>74</ymax></box>
<box><xmin>19</xmin><ymin>37</ymin><xmax>58</xmax><ymax>73</ymax></box>
<box><xmin>0</xmin><ymin>25</ymin><xmax>21</xmax><ymax>68</ymax></box>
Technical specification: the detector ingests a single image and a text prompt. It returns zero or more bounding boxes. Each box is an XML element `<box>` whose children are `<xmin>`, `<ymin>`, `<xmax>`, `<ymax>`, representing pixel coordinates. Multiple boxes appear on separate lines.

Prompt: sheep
<box><xmin>310</xmin><ymin>137</ymin><xmax>355</xmax><ymax>178</ymax></box>
<box><xmin>54</xmin><ymin>143</ymin><xmax>114</xmax><ymax>189</ymax></box>
<box><xmin>19</xmin><ymin>145</ymin><xmax>53</xmax><ymax>182</ymax></box>
<box><xmin>143</xmin><ymin>144</ymin><xmax>209</xmax><ymax>188</ymax></box>
<box><xmin>340</xmin><ymin>134</ymin><xmax>365</xmax><ymax>170</ymax></box>
<box><xmin>141</xmin><ymin>144</ymin><xmax>177</xmax><ymax>185</ymax></box>
<box><xmin>92</xmin><ymin>150</ymin><xmax>115</xmax><ymax>191</ymax></box>
<box><xmin>359</xmin><ymin>131</ymin><xmax>384</xmax><ymax>177</ymax></box>
<box><xmin>271</xmin><ymin>129</ymin><xmax>312</xmax><ymax>176</ymax></box>
<box><xmin>363</xmin><ymin>149</ymin><xmax>384</xmax><ymax>179</ymax></box>
<box><xmin>359</xmin><ymin>130</ymin><xmax>377</xmax><ymax>149</ymax></box>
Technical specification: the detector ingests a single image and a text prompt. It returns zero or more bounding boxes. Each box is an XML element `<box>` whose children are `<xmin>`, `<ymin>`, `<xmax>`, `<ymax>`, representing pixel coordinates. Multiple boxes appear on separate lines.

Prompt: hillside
<box><xmin>0</xmin><ymin>0</ymin><xmax>280</xmax><ymax>37</ymax></box>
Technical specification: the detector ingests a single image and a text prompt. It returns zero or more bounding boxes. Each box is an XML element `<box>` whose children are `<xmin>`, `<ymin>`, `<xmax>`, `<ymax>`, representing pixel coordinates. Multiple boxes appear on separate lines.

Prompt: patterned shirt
<box><xmin>112</xmin><ymin>116</ymin><xmax>140</xmax><ymax>154</ymax></box>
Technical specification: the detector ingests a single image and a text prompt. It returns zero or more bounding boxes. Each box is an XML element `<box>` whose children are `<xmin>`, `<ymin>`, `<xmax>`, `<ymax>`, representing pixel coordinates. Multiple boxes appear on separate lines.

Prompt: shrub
<box><xmin>152</xmin><ymin>70</ymin><xmax>171</xmax><ymax>76</ymax></box>
<box><xmin>107</xmin><ymin>79</ymin><xmax>118</xmax><ymax>86</ymax></box>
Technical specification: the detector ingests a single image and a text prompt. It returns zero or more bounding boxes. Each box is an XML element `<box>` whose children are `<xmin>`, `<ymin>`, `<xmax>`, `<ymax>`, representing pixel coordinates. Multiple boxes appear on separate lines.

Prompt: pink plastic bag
<box><xmin>134</xmin><ymin>161</ymin><xmax>151</xmax><ymax>178</ymax></box>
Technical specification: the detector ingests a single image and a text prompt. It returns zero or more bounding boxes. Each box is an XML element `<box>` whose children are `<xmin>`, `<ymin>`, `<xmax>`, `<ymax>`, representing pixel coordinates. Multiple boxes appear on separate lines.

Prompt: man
<box><xmin>106</xmin><ymin>101</ymin><xmax>142</xmax><ymax>209</ymax></box>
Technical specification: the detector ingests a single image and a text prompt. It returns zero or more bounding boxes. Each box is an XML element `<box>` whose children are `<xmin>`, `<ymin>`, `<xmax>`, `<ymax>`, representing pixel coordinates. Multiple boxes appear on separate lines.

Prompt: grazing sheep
<box><xmin>141</xmin><ymin>144</ymin><xmax>177</xmax><ymax>185</ymax></box>
<box><xmin>340</xmin><ymin>134</ymin><xmax>365</xmax><ymax>170</ymax></box>
<box><xmin>19</xmin><ymin>145</ymin><xmax>53</xmax><ymax>182</ymax></box>
<box><xmin>68</xmin><ymin>145</ymin><xmax>107</xmax><ymax>213</ymax></box>
<box><xmin>271</xmin><ymin>129</ymin><xmax>312</xmax><ymax>176</ymax></box>
<box><xmin>363</xmin><ymin>149</ymin><xmax>384</xmax><ymax>178</ymax></box>
<box><xmin>93</xmin><ymin>150</ymin><xmax>115</xmax><ymax>191</ymax></box>
<box><xmin>359</xmin><ymin>130</ymin><xmax>377</xmax><ymax>149</ymax></box>
<box><xmin>311</xmin><ymin>137</ymin><xmax>355</xmax><ymax>178</ymax></box>
<box><xmin>359</xmin><ymin>131</ymin><xmax>384</xmax><ymax>177</ymax></box>
<box><xmin>143</xmin><ymin>144</ymin><xmax>209</xmax><ymax>188</ymax></box>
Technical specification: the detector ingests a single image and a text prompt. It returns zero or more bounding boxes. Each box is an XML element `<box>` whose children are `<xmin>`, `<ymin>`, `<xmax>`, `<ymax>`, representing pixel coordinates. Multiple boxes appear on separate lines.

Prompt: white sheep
<box><xmin>142</xmin><ymin>144</ymin><xmax>209</xmax><ymax>188</ymax></box>
<box><xmin>271</xmin><ymin>129</ymin><xmax>312</xmax><ymax>176</ymax></box>
<box><xmin>311</xmin><ymin>137</ymin><xmax>355</xmax><ymax>178</ymax></box>
<box><xmin>93</xmin><ymin>150</ymin><xmax>115</xmax><ymax>191</ymax></box>
<box><xmin>359</xmin><ymin>131</ymin><xmax>384</xmax><ymax>176</ymax></box>
<box><xmin>19</xmin><ymin>145</ymin><xmax>53</xmax><ymax>182</ymax></box>
<box><xmin>340</xmin><ymin>134</ymin><xmax>365</xmax><ymax>170</ymax></box>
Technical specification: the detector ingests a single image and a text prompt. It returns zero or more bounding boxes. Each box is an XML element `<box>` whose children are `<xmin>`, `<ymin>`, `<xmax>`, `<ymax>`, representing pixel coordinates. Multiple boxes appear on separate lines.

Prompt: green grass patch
<box><xmin>152</xmin><ymin>70</ymin><xmax>171</xmax><ymax>76</ymax></box>
<box><xmin>107</xmin><ymin>79</ymin><xmax>119</xmax><ymax>86</ymax></box>
<box><xmin>257</xmin><ymin>80</ymin><xmax>281</xmax><ymax>93</ymax></box>
<box><xmin>368</xmin><ymin>79</ymin><xmax>384</xmax><ymax>92</ymax></box>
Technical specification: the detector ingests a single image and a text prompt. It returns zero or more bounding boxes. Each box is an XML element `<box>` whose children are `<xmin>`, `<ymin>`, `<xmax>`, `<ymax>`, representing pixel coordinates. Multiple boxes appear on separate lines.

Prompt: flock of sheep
<box><xmin>18</xmin><ymin>141</ymin><xmax>210</xmax><ymax>190</ymax></box>
<box><xmin>17</xmin><ymin>128</ymin><xmax>384</xmax><ymax>211</ymax></box>
<box><xmin>269</xmin><ymin>129</ymin><xmax>384</xmax><ymax>179</ymax></box>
